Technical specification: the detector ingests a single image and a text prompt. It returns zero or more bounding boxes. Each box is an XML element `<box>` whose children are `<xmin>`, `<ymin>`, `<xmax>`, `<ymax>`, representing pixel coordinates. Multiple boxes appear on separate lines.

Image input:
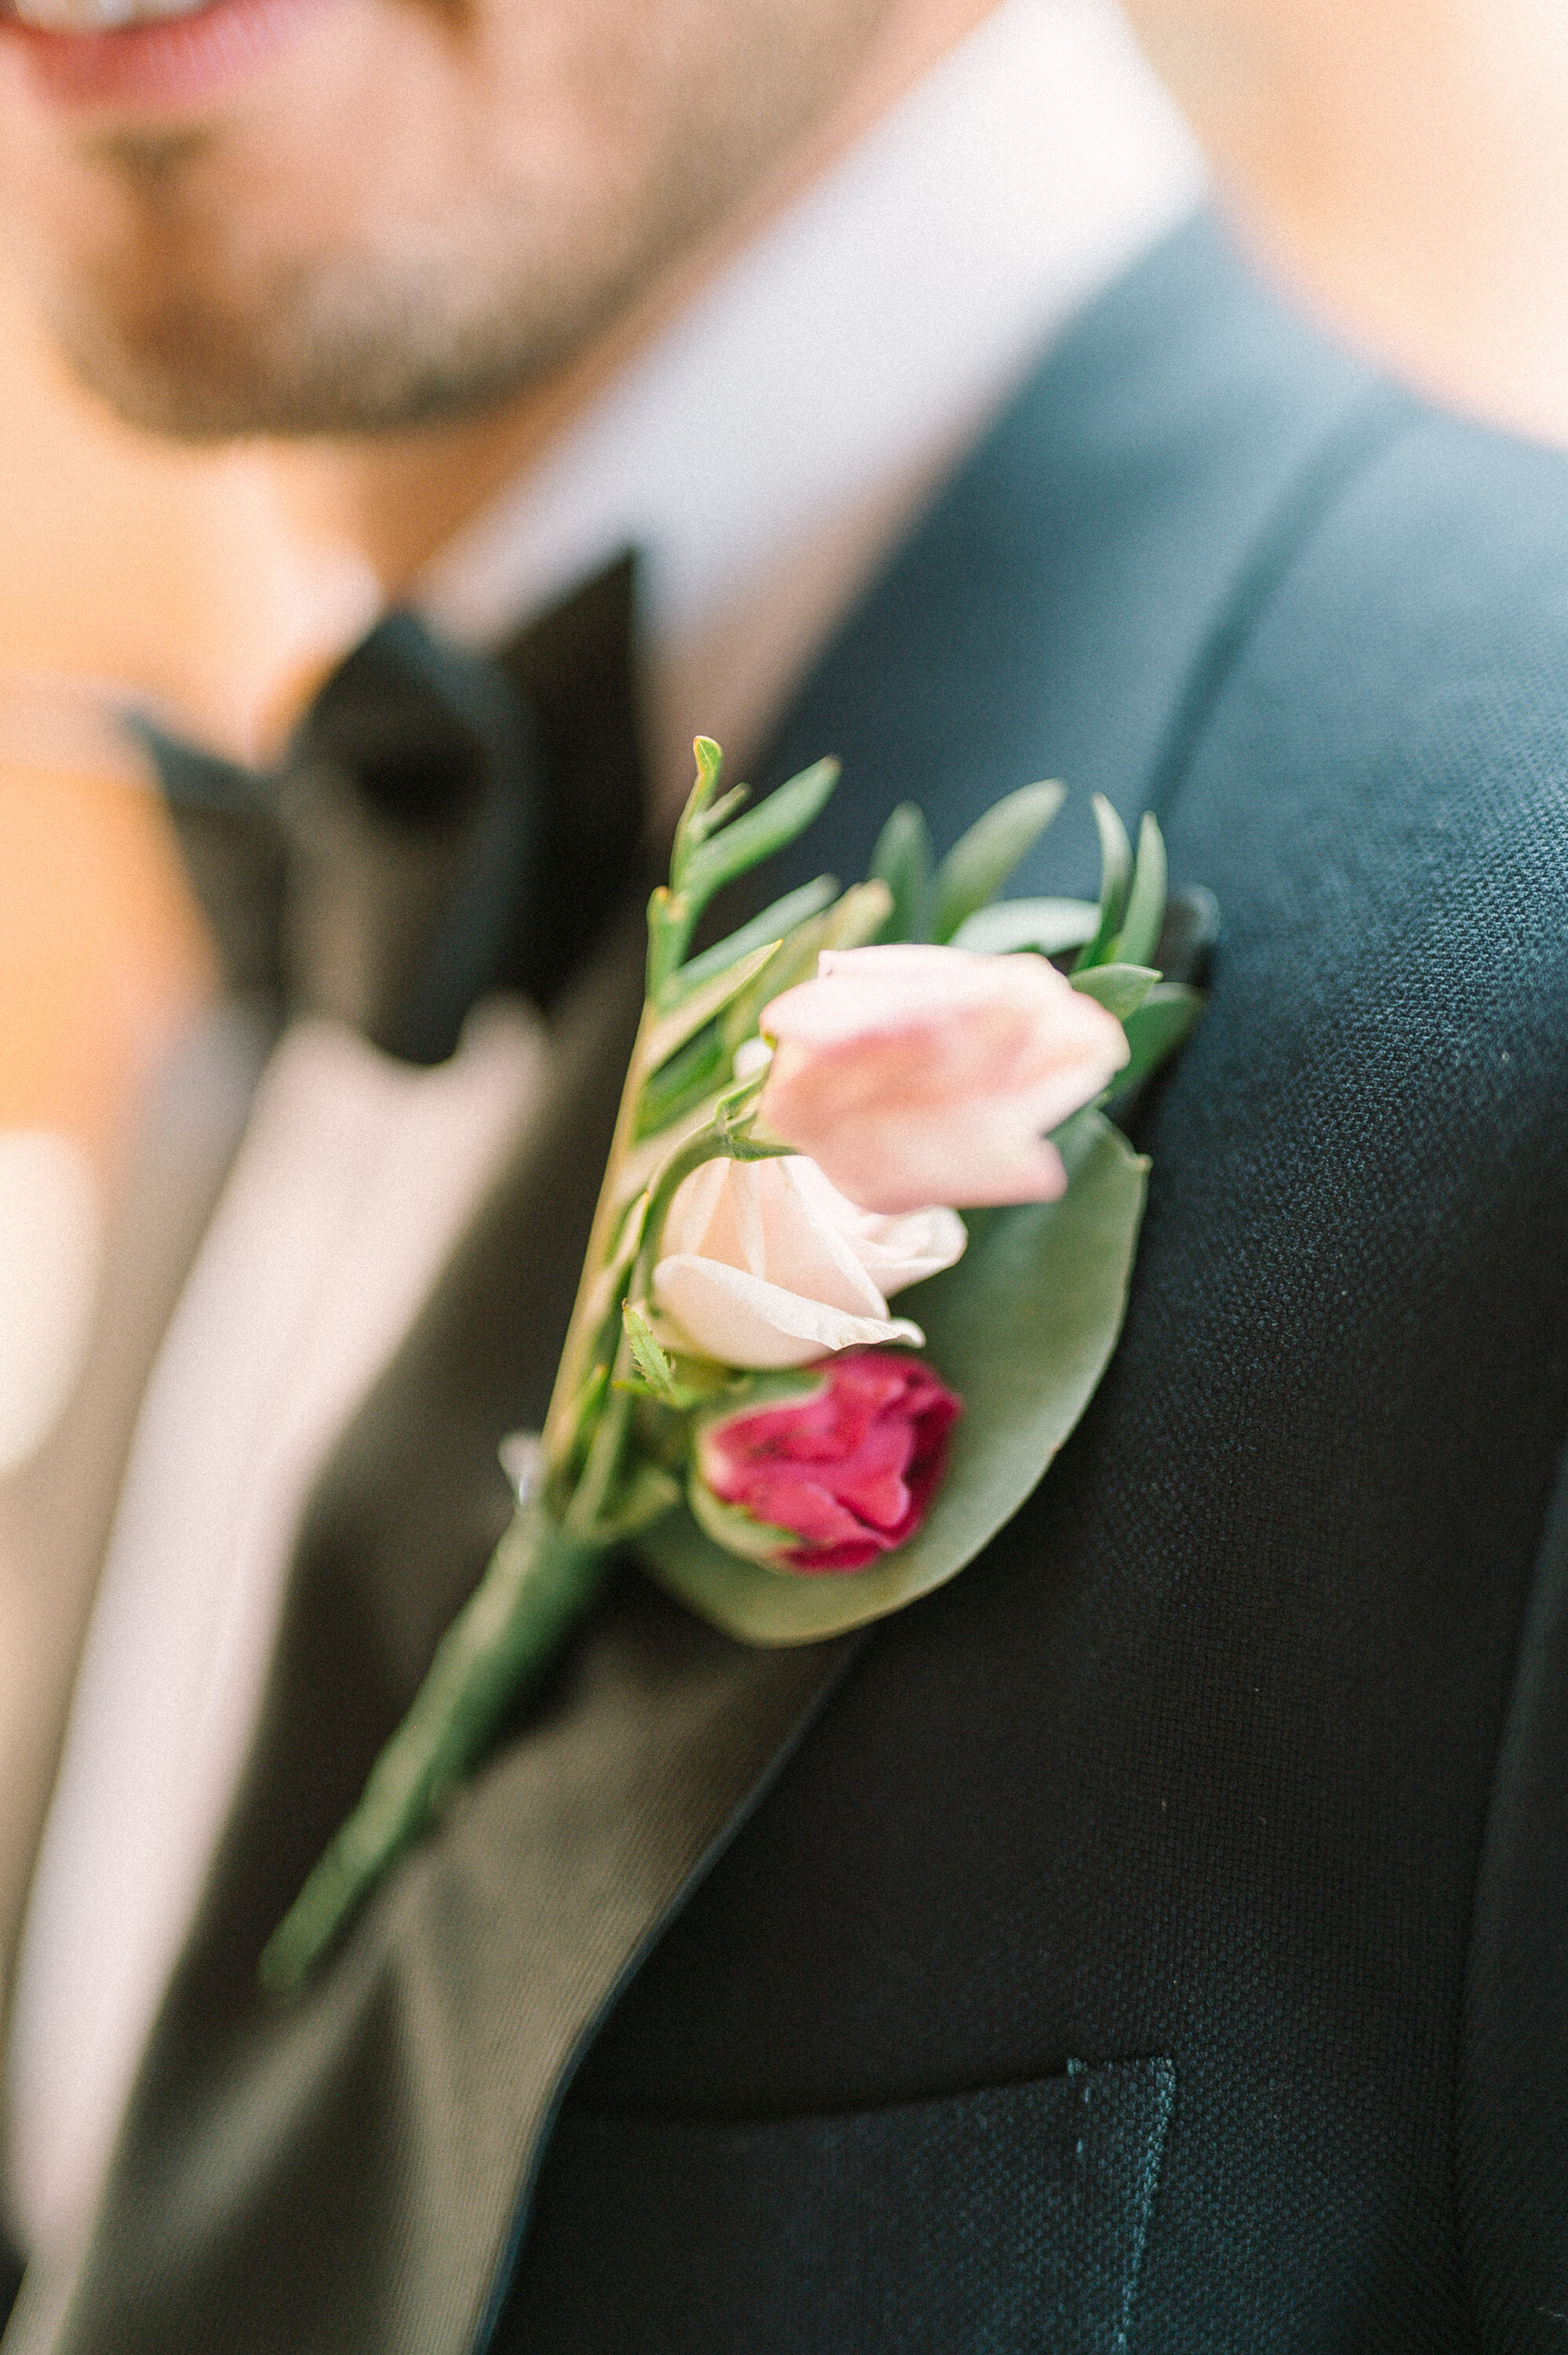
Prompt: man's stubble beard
<box><xmin>24</xmin><ymin>117</ymin><xmax>746</xmax><ymax>441</ymax></box>
<box><xmin>12</xmin><ymin>0</ymin><xmax>916</xmax><ymax>444</ymax></box>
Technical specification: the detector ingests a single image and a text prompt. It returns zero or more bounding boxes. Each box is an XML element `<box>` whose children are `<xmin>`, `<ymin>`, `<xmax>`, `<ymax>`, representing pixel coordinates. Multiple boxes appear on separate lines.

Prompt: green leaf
<box><xmin>702</xmin><ymin>784</ymin><xmax>751</xmax><ymax>832</ymax></box>
<box><xmin>870</xmin><ymin>803</ymin><xmax>933</xmax><ymax>942</ymax></box>
<box><xmin>686</xmin><ymin>1478</ymin><xmax>799</xmax><ymax>1565</ymax></box>
<box><xmin>635</xmin><ymin>1108</ymin><xmax>1147</xmax><ymax>1643</ymax></box>
<box><xmin>620</xmin><ymin>1302</ymin><xmax>693</xmax><ymax>1408</ymax></box>
<box><xmin>633</xmin><ymin>1023</ymin><xmax>729</xmax><ymax>1140</ymax></box>
<box><xmin>1113</xmin><ymin>813</ymin><xmax>1168</xmax><ymax>969</ymax></box>
<box><xmin>931</xmin><ymin>780</ymin><xmax>1065</xmax><ymax>944</ymax></box>
<box><xmin>581</xmin><ymin>1460</ymin><xmax>683</xmax><ymax>1543</ymax></box>
<box><xmin>658</xmin><ymin>876</ymin><xmax>840</xmax><ymax>1008</ymax></box>
<box><xmin>1070</xmin><ymin>962</ymin><xmax>1159</xmax><ymax>1020</ymax></box>
<box><xmin>1106</xmin><ymin>982</ymin><xmax>1204</xmax><ymax>1101</ymax></box>
<box><xmin>1074</xmin><ymin>795</ymin><xmax>1134</xmax><ymax>973</ymax></box>
<box><xmin>668</xmin><ymin>737</ymin><xmax>729</xmax><ymax>885</ymax></box>
<box><xmin>640</xmin><ymin>940</ymin><xmax>782</xmax><ymax>1075</ymax></box>
<box><xmin>817</xmin><ymin>877</ymin><xmax>894</xmax><ymax>954</ymax></box>
<box><xmin>950</xmin><ymin>896</ymin><xmax>1099</xmax><ymax>957</ymax></box>
<box><xmin>721</xmin><ymin>880</ymin><xmax>892</xmax><ymax>1054</ymax></box>
<box><xmin>648</xmin><ymin>753</ymin><xmax>842</xmax><ymax>991</ymax></box>
<box><xmin>1151</xmin><ymin>885</ymin><xmax>1220</xmax><ymax>987</ymax></box>
<box><xmin>680</xmin><ymin>757</ymin><xmax>841</xmax><ymax>911</ymax></box>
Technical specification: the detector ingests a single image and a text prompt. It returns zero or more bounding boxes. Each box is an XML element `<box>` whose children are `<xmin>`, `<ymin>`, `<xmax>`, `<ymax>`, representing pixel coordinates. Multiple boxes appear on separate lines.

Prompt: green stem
<box><xmin>622</xmin><ymin>1079</ymin><xmax>777</xmax><ymax>1309</ymax></box>
<box><xmin>563</xmin><ymin>1375</ymin><xmax>633</xmax><ymax>1535</ymax></box>
<box><xmin>258</xmin><ymin>1502</ymin><xmax>607</xmax><ymax>1993</ymax></box>
<box><xmin>260</xmin><ymin>745</ymin><xmax>849</xmax><ymax>1993</ymax></box>
<box><xmin>540</xmin><ymin>1002</ymin><xmax>658</xmax><ymax>1470</ymax></box>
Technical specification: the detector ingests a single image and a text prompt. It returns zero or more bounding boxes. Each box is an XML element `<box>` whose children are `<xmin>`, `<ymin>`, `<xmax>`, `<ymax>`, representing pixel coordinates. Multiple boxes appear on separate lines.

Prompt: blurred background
<box><xmin>1125</xmin><ymin>0</ymin><xmax>1568</xmax><ymax>447</ymax></box>
<box><xmin>0</xmin><ymin>239</ymin><xmax>387</xmax><ymax>1448</ymax></box>
<box><xmin>0</xmin><ymin>240</ymin><xmax>384</xmax><ymax>1992</ymax></box>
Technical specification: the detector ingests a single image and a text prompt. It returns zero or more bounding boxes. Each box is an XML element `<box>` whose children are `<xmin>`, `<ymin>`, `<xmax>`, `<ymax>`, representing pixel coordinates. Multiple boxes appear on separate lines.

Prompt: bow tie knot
<box><xmin>140</xmin><ymin>556</ymin><xmax>647</xmax><ymax>1064</ymax></box>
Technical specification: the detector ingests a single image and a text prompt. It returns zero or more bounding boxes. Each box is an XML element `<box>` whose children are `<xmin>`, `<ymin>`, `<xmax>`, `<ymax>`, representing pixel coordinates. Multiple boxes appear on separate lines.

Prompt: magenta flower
<box><xmin>693</xmin><ymin>1348</ymin><xmax>962</xmax><ymax>1575</ymax></box>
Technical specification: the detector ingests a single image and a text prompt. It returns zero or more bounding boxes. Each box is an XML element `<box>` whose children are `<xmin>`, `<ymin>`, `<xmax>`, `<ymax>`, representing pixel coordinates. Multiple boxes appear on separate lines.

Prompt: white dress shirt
<box><xmin>1</xmin><ymin>0</ymin><xmax>1203</xmax><ymax>2291</ymax></box>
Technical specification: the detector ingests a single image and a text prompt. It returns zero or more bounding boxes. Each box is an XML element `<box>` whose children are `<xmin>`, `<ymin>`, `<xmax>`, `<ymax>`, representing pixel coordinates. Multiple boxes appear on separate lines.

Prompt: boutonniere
<box><xmin>262</xmin><ymin>742</ymin><xmax>1211</xmax><ymax>1990</ymax></box>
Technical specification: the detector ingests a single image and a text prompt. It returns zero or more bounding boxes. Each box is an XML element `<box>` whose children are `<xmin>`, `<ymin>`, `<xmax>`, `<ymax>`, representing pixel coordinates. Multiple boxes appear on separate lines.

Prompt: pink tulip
<box><xmin>757</xmin><ymin>944</ymin><xmax>1129</xmax><ymax>1215</ymax></box>
<box><xmin>694</xmin><ymin>1348</ymin><xmax>961</xmax><ymax>1574</ymax></box>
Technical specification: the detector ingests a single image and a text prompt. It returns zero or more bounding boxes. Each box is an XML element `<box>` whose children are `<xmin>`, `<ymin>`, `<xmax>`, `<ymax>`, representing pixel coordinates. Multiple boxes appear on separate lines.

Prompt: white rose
<box><xmin>651</xmin><ymin>1154</ymin><xmax>966</xmax><ymax>1371</ymax></box>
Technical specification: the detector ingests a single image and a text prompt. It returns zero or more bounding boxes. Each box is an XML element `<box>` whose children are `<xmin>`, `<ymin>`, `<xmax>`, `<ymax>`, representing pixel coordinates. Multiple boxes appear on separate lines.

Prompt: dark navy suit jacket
<box><xmin>20</xmin><ymin>214</ymin><xmax>1568</xmax><ymax>2355</ymax></box>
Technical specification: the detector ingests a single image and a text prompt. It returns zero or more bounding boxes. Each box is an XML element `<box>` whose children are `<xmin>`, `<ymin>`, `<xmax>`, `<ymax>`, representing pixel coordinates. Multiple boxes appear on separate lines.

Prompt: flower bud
<box><xmin>692</xmin><ymin>1347</ymin><xmax>961</xmax><ymax>1574</ymax></box>
<box><xmin>653</xmin><ymin>1153</ymin><xmax>964</xmax><ymax>1371</ymax></box>
<box><xmin>758</xmin><ymin>943</ymin><xmax>1129</xmax><ymax>1215</ymax></box>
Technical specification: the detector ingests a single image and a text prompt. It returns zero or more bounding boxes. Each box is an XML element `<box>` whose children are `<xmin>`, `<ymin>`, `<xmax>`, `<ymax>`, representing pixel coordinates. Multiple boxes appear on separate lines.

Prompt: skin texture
<box><xmin>0</xmin><ymin>0</ymin><xmax>1001</xmax><ymax>586</ymax></box>
<box><xmin>7</xmin><ymin>1</ymin><xmax>1568</xmax><ymax>568</ymax></box>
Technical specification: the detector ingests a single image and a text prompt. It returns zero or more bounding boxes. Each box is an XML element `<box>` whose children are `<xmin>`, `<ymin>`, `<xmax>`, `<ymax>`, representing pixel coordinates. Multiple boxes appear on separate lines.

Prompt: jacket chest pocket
<box><xmin>501</xmin><ymin>2056</ymin><xmax>1175</xmax><ymax>2354</ymax></box>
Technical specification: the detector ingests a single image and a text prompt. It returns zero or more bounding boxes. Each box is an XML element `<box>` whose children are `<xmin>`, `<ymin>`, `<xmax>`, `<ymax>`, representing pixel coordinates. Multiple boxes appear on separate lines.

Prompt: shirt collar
<box><xmin>413</xmin><ymin>0</ymin><xmax>1205</xmax><ymax>805</ymax></box>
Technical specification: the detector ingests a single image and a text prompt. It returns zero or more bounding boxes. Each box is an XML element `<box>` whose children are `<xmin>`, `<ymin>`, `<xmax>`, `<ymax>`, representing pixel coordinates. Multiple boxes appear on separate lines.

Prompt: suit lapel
<box><xmin>752</xmin><ymin>211</ymin><xmax>1384</xmax><ymax>893</ymax></box>
<box><xmin>17</xmin><ymin>899</ymin><xmax>855</xmax><ymax>2355</ymax></box>
<box><xmin>21</xmin><ymin>212</ymin><xmax>1386</xmax><ymax>2354</ymax></box>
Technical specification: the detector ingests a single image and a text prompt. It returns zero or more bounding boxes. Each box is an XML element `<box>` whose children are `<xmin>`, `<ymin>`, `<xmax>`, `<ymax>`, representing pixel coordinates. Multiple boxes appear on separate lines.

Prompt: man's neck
<box><xmin>264</xmin><ymin>0</ymin><xmax>1005</xmax><ymax>597</ymax></box>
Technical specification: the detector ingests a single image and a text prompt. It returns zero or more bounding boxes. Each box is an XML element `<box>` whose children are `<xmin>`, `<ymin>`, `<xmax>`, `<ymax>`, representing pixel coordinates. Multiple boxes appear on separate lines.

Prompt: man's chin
<box><xmin>42</xmin><ymin>298</ymin><xmax>472</xmax><ymax>441</ymax></box>
<box><xmin>27</xmin><ymin>236</ymin><xmax>615</xmax><ymax>441</ymax></box>
<box><xmin>41</xmin><ymin>305</ymin><xmax>356</xmax><ymax>441</ymax></box>
<box><xmin>1</xmin><ymin>0</ymin><xmax>912</xmax><ymax>447</ymax></box>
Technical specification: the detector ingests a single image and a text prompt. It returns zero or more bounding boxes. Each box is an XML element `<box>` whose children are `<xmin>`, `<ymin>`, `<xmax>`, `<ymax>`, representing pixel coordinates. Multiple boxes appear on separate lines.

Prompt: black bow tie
<box><xmin>137</xmin><ymin>553</ymin><xmax>647</xmax><ymax>1064</ymax></box>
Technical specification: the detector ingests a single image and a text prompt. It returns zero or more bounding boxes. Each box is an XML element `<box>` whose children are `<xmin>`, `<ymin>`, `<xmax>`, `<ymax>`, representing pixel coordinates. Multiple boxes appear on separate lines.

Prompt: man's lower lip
<box><xmin>0</xmin><ymin>0</ymin><xmax>329</xmax><ymax>111</ymax></box>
